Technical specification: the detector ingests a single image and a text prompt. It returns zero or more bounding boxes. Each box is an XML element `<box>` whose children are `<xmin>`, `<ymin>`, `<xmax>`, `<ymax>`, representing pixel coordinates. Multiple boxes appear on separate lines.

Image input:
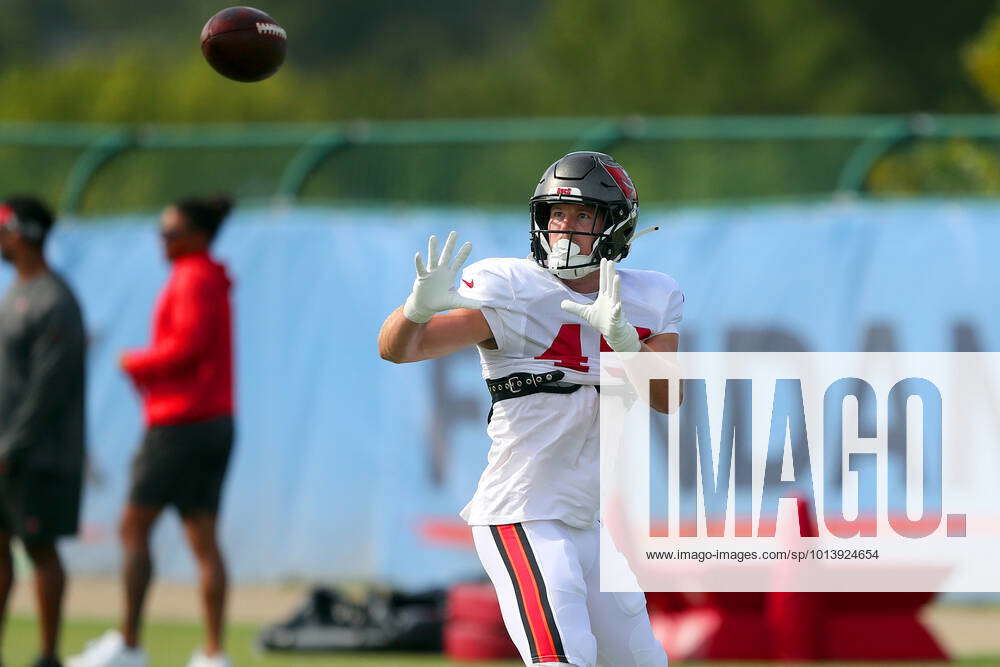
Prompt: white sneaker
<box><xmin>186</xmin><ymin>651</ymin><xmax>232</xmax><ymax>667</ymax></box>
<box><xmin>66</xmin><ymin>630</ymin><xmax>148</xmax><ymax>667</ymax></box>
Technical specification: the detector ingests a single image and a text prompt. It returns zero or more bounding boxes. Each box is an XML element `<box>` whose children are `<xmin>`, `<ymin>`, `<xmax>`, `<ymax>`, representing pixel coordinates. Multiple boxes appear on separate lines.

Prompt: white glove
<box><xmin>403</xmin><ymin>231</ymin><xmax>483</xmax><ymax>323</ymax></box>
<box><xmin>560</xmin><ymin>258</ymin><xmax>641</xmax><ymax>353</ymax></box>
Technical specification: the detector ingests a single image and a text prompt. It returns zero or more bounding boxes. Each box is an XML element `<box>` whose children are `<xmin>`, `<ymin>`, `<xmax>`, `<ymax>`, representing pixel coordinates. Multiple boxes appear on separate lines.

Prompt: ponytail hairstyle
<box><xmin>174</xmin><ymin>195</ymin><xmax>234</xmax><ymax>242</ymax></box>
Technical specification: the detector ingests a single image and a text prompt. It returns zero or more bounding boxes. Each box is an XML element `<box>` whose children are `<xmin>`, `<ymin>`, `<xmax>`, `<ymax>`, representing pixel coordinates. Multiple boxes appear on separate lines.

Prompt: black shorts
<box><xmin>0</xmin><ymin>468</ymin><xmax>82</xmax><ymax>546</ymax></box>
<box><xmin>129</xmin><ymin>415</ymin><xmax>234</xmax><ymax>517</ymax></box>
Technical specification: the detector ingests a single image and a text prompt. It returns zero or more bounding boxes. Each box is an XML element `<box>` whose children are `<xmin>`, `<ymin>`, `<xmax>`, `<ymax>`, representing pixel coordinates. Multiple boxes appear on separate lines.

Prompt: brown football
<box><xmin>201</xmin><ymin>7</ymin><xmax>287</xmax><ymax>82</ymax></box>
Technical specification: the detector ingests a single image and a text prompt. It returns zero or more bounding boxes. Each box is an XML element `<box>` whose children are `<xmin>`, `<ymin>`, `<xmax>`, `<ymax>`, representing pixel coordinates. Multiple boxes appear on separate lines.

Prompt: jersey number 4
<box><xmin>534</xmin><ymin>324</ymin><xmax>652</xmax><ymax>372</ymax></box>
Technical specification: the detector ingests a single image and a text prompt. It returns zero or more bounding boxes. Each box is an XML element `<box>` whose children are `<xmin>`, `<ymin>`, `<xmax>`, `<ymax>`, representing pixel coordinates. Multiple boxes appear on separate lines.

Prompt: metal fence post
<box><xmin>834</xmin><ymin>119</ymin><xmax>914</xmax><ymax>196</ymax></box>
<box><xmin>276</xmin><ymin>129</ymin><xmax>348</xmax><ymax>200</ymax></box>
<box><xmin>61</xmin><ymin>130</ymin><xmax>134</xmax><ymax>214</ymax></box>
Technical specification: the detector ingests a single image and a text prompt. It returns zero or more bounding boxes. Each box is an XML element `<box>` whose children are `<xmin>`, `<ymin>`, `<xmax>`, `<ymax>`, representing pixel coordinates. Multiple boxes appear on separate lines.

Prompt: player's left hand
<box><xmin>560</xmin><ymin>258</ymin><xmax>641</xmax><ymax>353</ymax></box>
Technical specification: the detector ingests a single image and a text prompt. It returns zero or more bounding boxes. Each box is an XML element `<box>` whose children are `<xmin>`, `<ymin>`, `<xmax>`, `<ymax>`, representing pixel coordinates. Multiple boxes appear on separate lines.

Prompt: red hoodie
<box><xmin>122</xmin><ymin>251</ymin><xmax>234</xmax><ymax>426</ymax></box>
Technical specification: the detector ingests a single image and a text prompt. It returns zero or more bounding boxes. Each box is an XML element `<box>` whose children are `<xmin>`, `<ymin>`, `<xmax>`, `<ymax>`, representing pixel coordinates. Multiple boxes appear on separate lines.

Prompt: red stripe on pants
<box><xmin>496</xmin><ymin>524</ymin><xmax>559</xmax><ymax>660</ymax></box>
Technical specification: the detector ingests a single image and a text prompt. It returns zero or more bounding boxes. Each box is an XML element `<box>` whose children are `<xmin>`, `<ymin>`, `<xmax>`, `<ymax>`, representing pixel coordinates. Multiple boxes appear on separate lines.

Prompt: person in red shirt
<box><xmin>69</xmin><ymin>197</ymin><xmax>235</xmax><ymax>667</ymax></box>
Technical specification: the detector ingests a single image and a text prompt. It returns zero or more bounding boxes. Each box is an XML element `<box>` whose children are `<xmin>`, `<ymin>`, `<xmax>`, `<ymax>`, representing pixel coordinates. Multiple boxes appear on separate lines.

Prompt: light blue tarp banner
<box><xmin>1</xmin><ymin>200</ymin><xmax>999</xmax><ymax>588</ymax></box>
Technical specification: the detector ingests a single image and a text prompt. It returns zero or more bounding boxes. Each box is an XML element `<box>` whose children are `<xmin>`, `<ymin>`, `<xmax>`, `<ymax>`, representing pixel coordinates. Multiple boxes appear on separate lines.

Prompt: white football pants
<box><xmin>472</xmin><ymin>520</ymin><xmax>668</xmax><ymax>667</ymax></box>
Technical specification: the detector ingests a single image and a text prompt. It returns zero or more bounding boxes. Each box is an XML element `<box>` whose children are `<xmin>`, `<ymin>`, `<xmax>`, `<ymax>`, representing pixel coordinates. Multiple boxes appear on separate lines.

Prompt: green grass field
<box><xmin>5</xmin><ymin>615</ymin><xmax>1000</xmax><ymax>667</ymax></box>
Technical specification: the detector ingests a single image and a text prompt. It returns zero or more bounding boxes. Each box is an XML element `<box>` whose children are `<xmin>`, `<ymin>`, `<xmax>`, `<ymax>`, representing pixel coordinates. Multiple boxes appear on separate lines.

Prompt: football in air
<box><xmin>201</xmin><ymin>6</ymin><xmax>287</xmax><ymax>82</ymax></box>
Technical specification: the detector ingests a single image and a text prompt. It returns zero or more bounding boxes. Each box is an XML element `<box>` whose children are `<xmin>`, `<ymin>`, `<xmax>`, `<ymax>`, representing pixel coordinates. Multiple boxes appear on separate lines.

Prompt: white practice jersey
<box><xmin>457</xmin><ymin>257</ymin><xmax>683</xmax><ymax>528</ymax></box>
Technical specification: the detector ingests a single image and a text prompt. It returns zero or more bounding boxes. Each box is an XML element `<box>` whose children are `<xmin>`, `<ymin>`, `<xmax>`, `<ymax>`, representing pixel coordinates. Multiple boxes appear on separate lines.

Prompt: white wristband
<box><xmin>607</xmin><ymin>327</ymin><xmax>641</xmax><ymax>353</ymax></box>
<box><xmin>402</xmin><ymin>295</ymin><xmax>433</xmax><ymax>324</ymax></box>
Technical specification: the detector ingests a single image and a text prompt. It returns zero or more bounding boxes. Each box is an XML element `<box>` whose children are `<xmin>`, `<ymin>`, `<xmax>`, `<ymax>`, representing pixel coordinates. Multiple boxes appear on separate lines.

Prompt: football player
<box><xmin>379</xmin><ymin>152</ymin><xmax>681</xmax><ymax>667</ymax></box>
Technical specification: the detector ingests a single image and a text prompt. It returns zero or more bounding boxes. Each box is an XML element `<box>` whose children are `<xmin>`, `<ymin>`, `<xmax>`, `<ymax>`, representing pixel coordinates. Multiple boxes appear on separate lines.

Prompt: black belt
<box><xmin>485</xmin><ymin>371</ymin><xmax>596</xmax><ymax>423</ymax></box>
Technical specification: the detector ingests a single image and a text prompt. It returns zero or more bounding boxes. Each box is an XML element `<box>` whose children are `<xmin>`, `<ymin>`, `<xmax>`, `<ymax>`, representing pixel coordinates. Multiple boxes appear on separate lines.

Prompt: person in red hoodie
<box><xmin>69</xmin><ymin>197</ymin><xmax>235</xmax><ymax>667</ymax></box>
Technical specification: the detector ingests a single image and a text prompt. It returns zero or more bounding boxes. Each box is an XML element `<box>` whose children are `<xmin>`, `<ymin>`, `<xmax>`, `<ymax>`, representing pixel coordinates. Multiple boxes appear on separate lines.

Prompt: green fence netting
<box><xmin>3</xmin><ymin>115</ymin><xmax>999</xmax><ymax>215</ymax></box>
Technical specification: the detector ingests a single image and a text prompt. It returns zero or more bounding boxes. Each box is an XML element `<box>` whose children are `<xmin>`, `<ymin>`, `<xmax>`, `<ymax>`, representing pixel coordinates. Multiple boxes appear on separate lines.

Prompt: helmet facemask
<box><xmin>530</xmin><ymin>198</ymin><xmax>637</xmax><ymax>280</ymax></box>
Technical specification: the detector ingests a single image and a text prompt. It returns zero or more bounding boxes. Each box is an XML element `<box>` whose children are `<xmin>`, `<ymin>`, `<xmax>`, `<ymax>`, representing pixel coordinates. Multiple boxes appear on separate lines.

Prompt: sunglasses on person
<box><xmin>159</xmin><ymin>228</ymin><xmax>191</xmax><ymax>241</ymax></box>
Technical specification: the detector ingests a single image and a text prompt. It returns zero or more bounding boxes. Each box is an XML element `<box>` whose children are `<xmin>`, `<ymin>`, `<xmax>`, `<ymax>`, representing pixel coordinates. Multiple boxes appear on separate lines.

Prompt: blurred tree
<box><xmin>517</xmin><ymin>0</ymin><xmax>995</xmax><ymax>114</ymax></box>
<box><xmin>0</xmin><ymin>1</ymin><xmax>539</xmax><ymax>69</ymax></box>
<box><xmin>965</xmin><ymin>8</ymin><xmax>1000</xmax><ymax>109</ymax></box>
<box><xmin>827</xmin><ymin>0</ymin><xmax>994</xmax><ymax>110</ymax></box>
<box><xmin>859</xmin><ymin>3</ymin><xmax>1000</xmax><ymax>197</ymax></box>
<box><xmin>869</xmin><ymin>139</ymin><xmax>1000</xmax><ymax>195</ymax></box>
<box><xmin>0</xmin><ymin>0</ymin><xmax>994</xmax><ymax>121</ymax></box>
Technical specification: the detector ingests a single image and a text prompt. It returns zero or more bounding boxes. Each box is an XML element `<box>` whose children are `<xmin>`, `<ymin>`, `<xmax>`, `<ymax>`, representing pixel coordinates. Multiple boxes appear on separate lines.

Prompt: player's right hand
<box><xmin>403</xmin><ymin>231</ymin><xmax>483</xmax><ymax>323</ymax></box>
